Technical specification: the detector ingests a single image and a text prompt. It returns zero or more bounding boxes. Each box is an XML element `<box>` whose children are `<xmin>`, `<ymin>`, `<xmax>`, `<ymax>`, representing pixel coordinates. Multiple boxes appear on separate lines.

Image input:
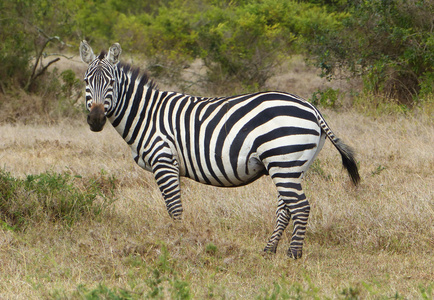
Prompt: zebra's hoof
<box><xmin>287</xmin><ymin>248</ymin><xmax>302</xmax><ymax>259</ymax></box>
<box><xmin>263</xmin><ymin>246</ymin><xmax>277</xmax><ymax>255</ymax></box>
<box><xmin>169</xmin><ymin>210</ymin><xmax>183</xmax><ymax>221</ymax></box>
<box><xmin>262</xmin><ymin>250</ymin><xmax>276</xmax><ymax>258</ymax></box>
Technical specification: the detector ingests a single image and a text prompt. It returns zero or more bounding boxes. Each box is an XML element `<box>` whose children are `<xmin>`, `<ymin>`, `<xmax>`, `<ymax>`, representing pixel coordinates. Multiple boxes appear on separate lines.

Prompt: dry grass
<box><xmin>0</xmin><ymin>107</ymin><xmax>433</xmax><ymax>299</ymax></box>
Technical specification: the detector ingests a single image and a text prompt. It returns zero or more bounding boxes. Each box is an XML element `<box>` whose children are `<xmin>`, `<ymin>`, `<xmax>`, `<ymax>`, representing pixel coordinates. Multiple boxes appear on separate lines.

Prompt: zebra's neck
<box><xmin>107</xmin><ymin>64</ymin><xmax>177</xmax><ymax>150</ymax></box>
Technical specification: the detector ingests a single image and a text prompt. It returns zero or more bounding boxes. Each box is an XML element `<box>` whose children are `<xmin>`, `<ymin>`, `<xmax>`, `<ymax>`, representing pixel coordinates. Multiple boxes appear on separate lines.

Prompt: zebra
<box><xmin>79</xmin><ymin>41</ymin><xmax>360</xmax><ymax>259</ymax></box>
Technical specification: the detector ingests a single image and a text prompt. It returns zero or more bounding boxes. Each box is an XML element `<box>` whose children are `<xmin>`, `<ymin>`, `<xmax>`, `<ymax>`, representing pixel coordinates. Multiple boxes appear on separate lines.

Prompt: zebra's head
<box><xmin>79</xmin><ymin>40</ymin><xmax>122</xmax><ymax>132</ymax></box>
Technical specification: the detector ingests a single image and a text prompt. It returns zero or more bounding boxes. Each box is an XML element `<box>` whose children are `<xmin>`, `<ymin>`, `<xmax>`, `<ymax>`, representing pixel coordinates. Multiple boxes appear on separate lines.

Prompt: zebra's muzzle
<box><xmin>87</xmin><ymin>103</ymin><xmax>107</xmax><ymax>132</ymax></box>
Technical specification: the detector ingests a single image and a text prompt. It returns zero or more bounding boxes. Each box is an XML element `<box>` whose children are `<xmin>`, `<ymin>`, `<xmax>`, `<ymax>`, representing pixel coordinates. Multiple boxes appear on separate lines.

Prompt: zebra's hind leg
<box><xmin>264</xmin><ymin>197</ymin><xmax>291</xmax><ymax>254</ymax></box>
<box><xmin>266</xmin><ymin>179</ymin><xmax>310</xmax><ymax>259</ymax></box>
<box><xmin>286</xmin><ymin>188</ymin><xmax>310</xmax><ymax>259</ymax></box>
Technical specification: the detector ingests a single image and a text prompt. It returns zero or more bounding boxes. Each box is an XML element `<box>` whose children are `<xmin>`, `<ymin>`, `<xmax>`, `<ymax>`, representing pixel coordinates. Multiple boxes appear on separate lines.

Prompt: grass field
<box><xmin>0</xmin><ymin>55</ymin><xmax>433</xmax><ymax>298</ymax></box>
<box><xmin>1</xmin><ymin>107</ymin><xmax>432</xmax><ymax>299</ymax></box>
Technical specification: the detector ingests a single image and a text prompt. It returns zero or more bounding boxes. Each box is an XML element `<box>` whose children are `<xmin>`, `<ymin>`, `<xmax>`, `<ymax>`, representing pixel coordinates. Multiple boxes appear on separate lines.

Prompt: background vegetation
<box><xmin>0</xmin><ymin>0</ymin><xmax>433</xmax><ymax>104</ymax></box>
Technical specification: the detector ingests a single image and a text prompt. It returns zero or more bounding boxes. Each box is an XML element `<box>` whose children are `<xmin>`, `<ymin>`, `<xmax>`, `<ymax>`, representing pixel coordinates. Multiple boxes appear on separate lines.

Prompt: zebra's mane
<box><xmin>96</xmin><ymin>50</ymin><xmax>157</xmax><ymax>90</ymax></box>
<box><xmin>98</xmin><ymin>51</ymin><xmax>106</xmax><ymax>60</ymax></box>
<box><xmin>118</xmin><ymin>61</ymin><xmax>158</xmax><ymax>90</ymax></box>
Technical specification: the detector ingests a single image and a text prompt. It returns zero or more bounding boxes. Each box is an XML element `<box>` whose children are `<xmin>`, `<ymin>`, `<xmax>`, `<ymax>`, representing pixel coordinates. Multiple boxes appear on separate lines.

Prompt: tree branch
<box><xmin>23</xmin><ymin>23</ymin><xmax>68</xmax><ymax>91</ymax></box>
<box><xmin>34</xmin><ymin>58</ymin><xmax>60</xmax><ymax>79</ymax></box>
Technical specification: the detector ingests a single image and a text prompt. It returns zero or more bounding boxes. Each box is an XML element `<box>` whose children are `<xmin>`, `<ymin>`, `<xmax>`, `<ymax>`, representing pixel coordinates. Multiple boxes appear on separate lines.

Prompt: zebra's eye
<box><xmin>84</xmin><ymin>78</ymin><xmax>89</xmax><ymax>85</ymax></box>
<box><xmin>110</xmin><ymin>79</ymin><xmax>115</xmax><ymax>86</ymax></box>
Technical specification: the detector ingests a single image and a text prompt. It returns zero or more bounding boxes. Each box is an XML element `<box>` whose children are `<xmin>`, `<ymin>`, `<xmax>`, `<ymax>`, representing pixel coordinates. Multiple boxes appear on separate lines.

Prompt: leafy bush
<box><xmin>310</xmin><ymin>87</ymin><xmax>343</xmax><ymax>108</ymax></box>
<box><xmin>195</xmin><ymin>1</ymin><xmax>296</xmax><ymax>91</ymax></box>
<box><xmin>0</xmin><ymin>170</ymin><xmax>117</xmax><ymax>229</ymax></box>
<box><xmin>309</xmin><ymin>0</ymin><xmax>434</xmax><ymax>105</ymax></box>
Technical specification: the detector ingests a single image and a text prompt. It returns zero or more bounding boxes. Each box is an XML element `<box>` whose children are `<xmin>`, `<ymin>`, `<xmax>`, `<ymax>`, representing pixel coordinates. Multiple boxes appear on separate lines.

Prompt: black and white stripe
<box><xmin>80</xmin><ymin>41</ymin><xmax>360</xmax><ymax>258</ymax></box>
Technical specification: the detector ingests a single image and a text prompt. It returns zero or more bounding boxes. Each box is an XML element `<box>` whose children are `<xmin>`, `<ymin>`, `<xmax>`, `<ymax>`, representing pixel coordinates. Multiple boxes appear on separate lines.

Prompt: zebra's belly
<box><xmin>236</xmin><ymin>156</ymin><xmax>268</xmax><ymax>185</ymax></box>
<box><xmin>180</xmin><ymin>152</ymin><xmax>267</xmax><ymax>187</ymax></box>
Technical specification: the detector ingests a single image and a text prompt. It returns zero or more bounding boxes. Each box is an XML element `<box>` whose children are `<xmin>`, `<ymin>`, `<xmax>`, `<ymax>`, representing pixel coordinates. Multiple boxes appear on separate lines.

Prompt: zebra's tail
<box><xmin>331</xmin><ymin>138</ymin><xmax>360</xmax><ymax>185</ymax></box>
<box><xmin>317</xmin><ymin>113</ymin><xmax>361</xmax><ymax>186</ymax></box>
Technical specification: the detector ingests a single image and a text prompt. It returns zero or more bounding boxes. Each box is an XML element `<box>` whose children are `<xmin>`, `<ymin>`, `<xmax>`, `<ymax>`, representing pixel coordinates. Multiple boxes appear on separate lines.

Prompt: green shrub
<box><xmin>309</xmin><ymin>0</ymin><xmax>434</xmax><ymax>105</ymax></box>
<box><xmin>310</xmin><ymin>87</ymin><xmax>342</xmax><ymax>108</ymax></box>
<box><xmin>193</xmin><ymin>0</ymin><xmax>346</xmax><ymax>92</ymax></box>
<box><xmin>0</xmin><ymin>169</ymin><xmax>117</xmax><ymax>229</ymax></box>
<box><xmin>61</xmin><ymin>69</ymin><xmax>82</xmax><ymax>99</ymax></box>
<box><xmin>72</xmin><ymin>284</ymin><xmax>138</xmax><ymax>300</ymax></box>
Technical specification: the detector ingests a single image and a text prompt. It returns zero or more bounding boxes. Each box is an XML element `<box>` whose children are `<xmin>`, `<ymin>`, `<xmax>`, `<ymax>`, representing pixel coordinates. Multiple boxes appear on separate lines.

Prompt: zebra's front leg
<box><xmin>152</xmin><ymin>160</ymin><xmax>183</xmax><ymax>220</ymax></box>
<box><xmin>264</xmin><ymin>197</ymin><xmax>291</xmax><ymax>254</ymax></box>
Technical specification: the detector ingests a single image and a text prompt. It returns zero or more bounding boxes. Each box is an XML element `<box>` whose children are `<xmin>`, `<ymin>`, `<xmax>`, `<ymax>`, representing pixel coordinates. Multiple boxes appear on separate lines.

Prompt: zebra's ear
<box><xmin>108</xmin><ymin>43</ymin><xmax>122</xmax><ymax>65</ymax></box>
<box><xmin>80</xmin><ymin>40</ymin><xmax>95</xmax><ymax>64</ymax></box>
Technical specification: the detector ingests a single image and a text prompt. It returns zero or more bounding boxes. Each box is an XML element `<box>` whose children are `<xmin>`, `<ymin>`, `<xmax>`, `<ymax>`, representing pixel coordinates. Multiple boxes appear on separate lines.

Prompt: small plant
<box><xmin>310</xmin><ymin>88</ymin><xmax>342</xmax><ymax>108</ymax></box>
<box><xmin>308</xmin><ymin>160</ymin><xmax>331</xmax><ymax>181</ymax></box>
<box><xmin>419</xmin><ymin>283</ymin><xmax>433</xmax><ymax>300</ymax></box>
<box><xmin>341</xmin><ymin>286</ymin><xmax>361</xmax><ymax>300</ymax></box>
<box><xmin>142</xmin><ymin>245</ymin><xmax>192</xmax><ymax>299</ymax></box>
<box><xmin>146</xmin><ymin>268</ymin><xmax>165</xmax><ymax>299</ymax></box>
<box><xmin>371</xmin><ymin>165</ymin><xmax>386</xmax><ymax>177</ymax></box>
<box><xmin>170</xmin><ymin>279</ymin><xmax>191</xmax><ymax>300</ymax></box>
<box><xmin>258</xmin><ymin>275</ymin><xmax>322</xmax><ymax>299</ymax></box>
<box><xmin>205</xmin><ymin>242</ymin><xmax>218</xmax><ymax>255</ymax></box>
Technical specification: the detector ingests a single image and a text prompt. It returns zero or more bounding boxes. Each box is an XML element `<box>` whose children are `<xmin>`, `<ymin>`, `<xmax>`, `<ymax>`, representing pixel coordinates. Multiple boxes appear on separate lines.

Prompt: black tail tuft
<box><xmin>334</xmin><ymin>139</ymin><xmax>360</xmax><ymax>185</ymax></box>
